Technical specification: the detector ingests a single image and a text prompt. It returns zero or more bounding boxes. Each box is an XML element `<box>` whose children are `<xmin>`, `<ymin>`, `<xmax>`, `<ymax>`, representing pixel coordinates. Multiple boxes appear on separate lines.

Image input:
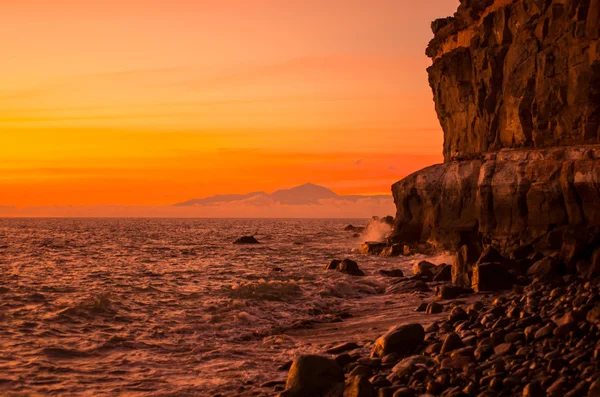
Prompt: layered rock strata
<box><xmin>393</xmin><ymin>146</ymin><xmax>600</xmax><ymax>251</ymax></box>
<box><xmin>392</xmin><ymin>0</ymin><xmax>600</xmax><ymax>253</ymax></box>
<box><xmin>427</xmin><ymin>0</ymin><xmax>600</xmax><ymax>162</ymax></box>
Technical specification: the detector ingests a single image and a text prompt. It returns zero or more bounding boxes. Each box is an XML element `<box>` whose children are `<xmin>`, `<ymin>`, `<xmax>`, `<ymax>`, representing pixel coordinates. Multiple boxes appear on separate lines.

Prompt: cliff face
<box><xmin>427</xmin><ymin>0</ymin><xmax>600</xmax><ymax>162</ymax></box>
<box><xmin>391</xmin><ymin>0</ymin><xmax>600</xmax><ymax>253</ymax></box>
<box><xmin>393</xmin><ymin>146</ymin><xmax>600</xmax><ymax>251</ymax></box>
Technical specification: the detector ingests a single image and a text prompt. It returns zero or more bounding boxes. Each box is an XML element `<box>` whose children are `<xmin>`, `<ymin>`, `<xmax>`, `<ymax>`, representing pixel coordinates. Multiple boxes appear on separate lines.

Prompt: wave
<box><xmin>55</xmin><ymin>292</ymin><xmax>119</xmax><ymax>319</ymax></box>
<box><xmin>226</xmin><ymin>280</ymin><xmax>302</xmax><ymax>302</ymax></box>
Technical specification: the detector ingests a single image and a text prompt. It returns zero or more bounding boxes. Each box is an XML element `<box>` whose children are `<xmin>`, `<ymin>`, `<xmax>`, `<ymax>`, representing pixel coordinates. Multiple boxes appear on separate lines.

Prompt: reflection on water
<box><xmin>0</xmin><ymin>218</ymin><xmax>436</xmax><ymax>396</ymax></box>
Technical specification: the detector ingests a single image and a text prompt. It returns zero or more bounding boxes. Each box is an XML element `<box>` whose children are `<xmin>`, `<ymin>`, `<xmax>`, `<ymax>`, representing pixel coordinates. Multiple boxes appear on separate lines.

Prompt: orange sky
<box><xmin>1</xmin><ymin>0</ymin><xmax>458</xmax><ymax>207</ymax></box>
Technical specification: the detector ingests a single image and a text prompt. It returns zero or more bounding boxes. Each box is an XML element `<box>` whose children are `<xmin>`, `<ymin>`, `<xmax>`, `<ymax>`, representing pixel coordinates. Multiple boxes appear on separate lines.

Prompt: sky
<box><xmin>0</xmin><ymin>0</ymin><xmax>459</xmax><ymax>211</ymax></box>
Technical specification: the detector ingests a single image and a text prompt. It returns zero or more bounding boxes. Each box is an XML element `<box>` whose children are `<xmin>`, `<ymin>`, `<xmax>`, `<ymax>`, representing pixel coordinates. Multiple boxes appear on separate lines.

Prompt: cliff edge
<box><xmin>392</xmin><ymin>0</ymin><xmax>600</xmax><ymax>253</ymax></box>
<box><xmin>427</xmin><ymin>0</ymin><xmax>600</xmax><ymax>162</ymax></box>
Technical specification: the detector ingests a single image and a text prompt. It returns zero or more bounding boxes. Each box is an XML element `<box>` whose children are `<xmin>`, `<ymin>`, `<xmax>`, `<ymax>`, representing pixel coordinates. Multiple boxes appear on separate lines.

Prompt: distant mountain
<box><xmin>173</xmin><ymin>183</ymin><xmax>390</xmax><ymax>206</ymax></box>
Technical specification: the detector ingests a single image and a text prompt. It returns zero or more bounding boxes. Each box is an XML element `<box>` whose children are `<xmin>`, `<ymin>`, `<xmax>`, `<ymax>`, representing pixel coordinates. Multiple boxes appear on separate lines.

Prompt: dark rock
<box><xmin>279</xmin><ymin>355</ymin><xmax>344</xmax><ymax>397</ymax></box>
<box><xmin>391</xmin><ymin>388</ymin><xmax>416</xmax><ymax>397</ymax></box>
<box><xmin>343</xmin><ymin>376</ymin><xmax>375</xmax><ymax>397</ymax></box>
<box><xmin>433</xmin><ymin>264</ymin><xmax>452</xmax><ymax>281</ymax></box>
<box><xmin>452</xmin><ymin>245</ymin><xmax>473</xmax><ymax>289</ymax></box>
<box><xmin>449</xmin><ymin>307</ymin><xmax>469</xmax><ymax>323</ymax></box>
<box><xmin>523</xmin><ymin>381</ymin><xmax>545</xmax><ymax>397</ymax></box>
<box><xmin>527</xmin><ymin>257</ymin><xmax>563</xmax><ymax>281</ymax></box>
<box><xmin>234</xmin><ymin>236</ymin><xmax>259</xmax><ymax>244</ymax></box>
<box><xmin>471</xmin><ymin>262</ymin><xmax>514</xmax><ymax>292</ymax></box>
<box><xmin>387</xmin><ymin>279</ymin><xmax>431</xmax><ymax>294</ymax></box>
<box><xmin>372</xmin><ymin>324</ymin><xmax>425</xmax><ymax>357</ymax></box>
<box><xmin>338</xmin><ymin>259</ymin><xmax>365</xmax><ymax>277</ymax></box>
<box><xmin>326</xmin><ymin>342</ymin><xmax>359</xmax><ymax>355</ymax></box>
<box><xmin>441</xmin><ymin>333</ymin><xmax>464</xmax><ymax>353</ymax></box>
<box><xmin>426</xmin><ymin>302</ymin><xmax>443</xmax><ymax>314</ymax></box>
<box><xmin>326</xmin><ymin>260</ymin><xmax>342</xmax><ymax>270</ymax></box>
<box><xmin>379</xmin><ymin>269</ymin><xmax>404</xmax><ymax>278</ymax></box>
<box><xmin>272</xmin><ymin>267</ymin><xmax>284</xmax><ymax>272</ymax></box>
<box><xmin>436</xmin><ymin>284</ymin><xmax>473</xmax><ymax>299</ymax></box>
<box><xmin>413</xmin><ymin>260</ymin><xmax>436</xmax><ymax>276</ymax></box>
<box><xmin>359</xmin><ymin>242</ymin><xmax>387</xmax><ymax>256</ymax></box>
<box><xmin>415</xmin><ymin>303</ymin><xmax>428</xmax><ymax>312</ymax></box>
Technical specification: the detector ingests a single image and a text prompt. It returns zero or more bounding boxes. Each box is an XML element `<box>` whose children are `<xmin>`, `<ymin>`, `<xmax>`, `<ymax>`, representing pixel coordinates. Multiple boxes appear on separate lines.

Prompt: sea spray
<box><xmin>361</xmin><ymin>219</ymin><xmax>393</xmax><ymax>242</ymax></box>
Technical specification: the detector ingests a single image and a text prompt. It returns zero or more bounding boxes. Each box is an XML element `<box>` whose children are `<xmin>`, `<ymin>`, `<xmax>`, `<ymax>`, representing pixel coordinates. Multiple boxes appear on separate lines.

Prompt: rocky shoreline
<box><xmin>270</xmin><ymin>0</ymin><xmax>600</xmax><ymax>394</ymax></box>
<box><xmin>275</xmin><ymin>249</ymin><xmax>600</xmax><ymax>397</ymax></box>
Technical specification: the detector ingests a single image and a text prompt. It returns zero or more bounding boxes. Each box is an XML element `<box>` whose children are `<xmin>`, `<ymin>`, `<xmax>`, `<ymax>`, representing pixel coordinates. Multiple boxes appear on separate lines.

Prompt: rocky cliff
<box><xmin>393</xmin><ymin>146</ymin><xmax>600</xmax><ymax>251</ymax></box>
<box><xmin>392</xmin><ymin>0</ymin><xmax>600</xmax><ymax>253</ymax></box>
<box><xmin>427</xmin><ymin>0</ymin><xmax>600</xmax><ymax>162</ymax></box>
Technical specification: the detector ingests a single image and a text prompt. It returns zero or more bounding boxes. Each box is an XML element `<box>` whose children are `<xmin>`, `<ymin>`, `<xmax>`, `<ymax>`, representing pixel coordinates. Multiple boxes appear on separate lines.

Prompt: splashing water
<box><xmin>361</xmin><ymin>220</ymin><xmax>393</xmax><ymax>242</ymax></box>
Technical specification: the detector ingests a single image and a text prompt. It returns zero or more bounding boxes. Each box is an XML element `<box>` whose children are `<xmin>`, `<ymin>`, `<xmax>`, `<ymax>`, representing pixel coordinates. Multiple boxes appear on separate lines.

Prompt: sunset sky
<box><xmin>1</xmin><ymin>0</ymin><xmax>458</xmax><ymax>208</ymax></box>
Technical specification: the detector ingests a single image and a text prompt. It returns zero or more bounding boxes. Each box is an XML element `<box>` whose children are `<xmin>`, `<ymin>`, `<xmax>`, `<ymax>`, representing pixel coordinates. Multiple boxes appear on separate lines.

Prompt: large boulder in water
<box><xmin>278</xmin><ymin>355</ymin><xmax>345</xmax><ymax>397</ymax></box>
<box><xmin>233</xmin><ymin>236</ymin><xmax>260</xmax><ymax>244</ymax></box>
<box><xmin>372</xmin><ymin>323</ymin><xmax>425</xmax><ymax>357</ymax></box>
<box><xmin>338</xmin><ymin>259</ymin><xmax>365</xmax><ymax>277</ymax></box>
<box><xmin>359</xmin><ymin>242</ymin><xmax>386</xmax><ymax>255</ymax></box>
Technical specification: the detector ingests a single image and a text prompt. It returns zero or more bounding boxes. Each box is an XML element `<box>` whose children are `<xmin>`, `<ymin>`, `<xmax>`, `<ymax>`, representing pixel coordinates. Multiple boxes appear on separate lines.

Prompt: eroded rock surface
<box><xmin>392</xmin><ymin>146</ymin><xmax>600</xmax><ymax>251</ymax></box>
<box><xmin>427</xmin><ymin>0</ymin><xmax>600</xmax><ymax>162</ymax></box>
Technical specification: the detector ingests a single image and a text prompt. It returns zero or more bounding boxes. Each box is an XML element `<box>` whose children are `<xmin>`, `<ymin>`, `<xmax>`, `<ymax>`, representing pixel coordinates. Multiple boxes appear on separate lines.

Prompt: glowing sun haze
<box><xmin>1</xmin><ymin>0</ymin><xmax>458</xmax><ymax>209</ymax></box>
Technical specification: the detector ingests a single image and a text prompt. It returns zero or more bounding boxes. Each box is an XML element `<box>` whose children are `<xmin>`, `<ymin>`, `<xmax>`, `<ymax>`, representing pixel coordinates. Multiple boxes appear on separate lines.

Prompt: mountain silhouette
<box><xmin>173</xmin><ymin>183</ymin><xmax>389</xmax><ymax>206</ymax></box>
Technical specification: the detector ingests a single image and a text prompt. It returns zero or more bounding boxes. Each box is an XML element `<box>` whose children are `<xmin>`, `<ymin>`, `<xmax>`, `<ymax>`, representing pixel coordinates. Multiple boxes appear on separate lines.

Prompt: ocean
<box><xmin>0</xmin><ymin>218</ymin><xmax>447</xmax><ymax>396</ymax></box>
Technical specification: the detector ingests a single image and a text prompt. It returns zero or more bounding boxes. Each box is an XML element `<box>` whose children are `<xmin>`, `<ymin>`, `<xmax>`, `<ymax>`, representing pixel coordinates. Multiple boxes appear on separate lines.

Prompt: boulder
<box><xmin>278</xmin><ymin>355</ymin><xmax>344</xmax><ymax>397</ymax></box>
<box><xmin>452</xmin><ymin>245</ymin><xmax>473</xmax><ymax>289</ymax></box>
<box><xmin>386</xmin><ymin>279</ymin><xmax>430</xmax><ymax>294</ymax></box>
<box><xmin>234</xmin><ymin>236</ymin><xmax>259</xmax><ymax>244</ymax></box>
<box><xmin>471</xmin><ymin>262</ymin><xmax>514</xmax><ymax>292</ymax></box>
<box><xmin>381</xmin><ymin>244</ymin><xmax>404</xmax><ymax>257</ymax></box>
<box><xmin>413</xmin><ymin>260</ymin><xmax>436</xmax><ymax>276</ymax></box>
<box><xmin>527</xmin><ymin>257</ymin><xmax>563</xmax><ymax>281</ymax></box>
<box><xmin>337</xmin><ymin>259</ymin><xmax>364</xmax><ymax>277</ymax></box>
<box><xmin>343</xmin><ymin>376</ymin><xmax>375</xmax><ymax>397</ymax></box>
<box><xmin>326</xmin><ymin>260</ymin><xmax>342</xmax><ymax>271</ymax></box>
<box><xmin>433</xmin><ymin>264</ymin><xmax>452</xmax><ymax>281</ymax></box>
<box><xmin>436</xmin><ymin>284</ymin><xmax>472</xmax><ymax>300</ymax></box>
<box><xmin>372</xmin><ymin>324</ymin><xmax>425</xmax><ymax>357</ymax></box>
<box><xmin>379</xmin><ymin>269</ymin><xmax>404</xmax><ymax>278</ymax></box>
<box><xmin>359</xmin><ymin>242</ymin><xmax>387</xmax><ymax>256</ymax></box>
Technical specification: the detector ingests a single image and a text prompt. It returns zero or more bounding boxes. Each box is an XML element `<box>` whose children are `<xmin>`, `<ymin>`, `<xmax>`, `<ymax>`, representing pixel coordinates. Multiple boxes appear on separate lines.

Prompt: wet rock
<box><xmin>452</xmin><ymin>245</ymin><xmax>473</xmax><ymax>289</ymax></box>
<box><xmin>587</xmin><ymin>305</ymin><xmax>600</xmax><ymax>326</ymax></box>
<box><xmin>326</xmin><ymin>260</ymin><xmax>342</xmax><ymax>270</ymax></box>
<box><xmin>433</xmin><ymin>264</ymin><xmax>452</xmax><ymax>281</ymax></box>
<box><xmin>391</xmin><ymin>388</ymin><xmax>415</xmax><ymax>397</ymax></box>
<box><xmin>522</xmin><ymin>381</ymin><xmax>545</xmax><ymax>397</ymax></box>
<box><xmin>413</xmin><ymin>260</ymin><xmax>436</xmax><ymax>276</ymax></box>
<box><xmin>338</xmin><ymin>259</ymin><xmax>365</xmax><ymax>277</ymax></box>
<box><xmin>279</xmin><ymin>355</ymin><xmax>344</xmax><ymax>397</ymax></box>
<box><xmin>387</xmin><ymin>279</ymin><xmax>430</xmax><ymax>294</ymax></box>
<box><xmin>379</xmin><ymin>269</ymin><xmax>404</xmax><ymax>278</ymax></box>
<box><xmin>234</xmin><ymin>236</ymin><xmax>259</xmax><ymax>244</ymax></box>
<box><xmin>345</xmin><ymin>225</ymin><xmax>364</xmax><ymax>232</ymax></box>
<box><xmin>349</xmin><ymin>366</ymin><xmax>372</xmax><ymax>378</ymax></box>
<box><xmin>381</xmin><ymin>244</ymin><xmax>404</xmax><ymax>257</ymax></box>
<box><xmin>327</xmin><ymin>342</ymin><xmax>359</xmax><ymax>355</ymax></box>
<box><xmin>343</xmin><ymin>376</ymin><xmax>375</xmax><ymax>397</ymax></box>
<box><xmin>426</xmin><ymin>302</ymin><xmax>443</xmax><ymax>314</ymax></box>
<box><xmin>471</xmin><ymin>262</ymin><xmax>514</xmax><ymax>292</ymax></box>
<box><xmin>527</xmin><ymin>257</ymin><xmax>563</xmax><ymax>281</ymax></box>
<box><xmin>372</xmin><ymin>324</ymin><xmax>425</xmax><ymax>357</ymax></box>
<box><xmin>493</xmin><ymin>343</ymin><xmax>513</xmax><ymax>356</ymax></box>
<box><xmin>387</xmin><ymin>355</ymin><xmax>432</xmax><ymax>380</ymax></box>
<box><xmin>441</xmin><ymin>333</ymin><xmax>464</xmax><ymax>353</ymax></box>
<box><xmin>449</xmin><ymin>307</ymin><xmax>469</xmax><ymax>323</ymax></box>
<box><xmin>359</xmin><ymin>242</ymin><xmax>387</xmax><ymax>256</ymax></box>
<box><xmin>436</xmin><ymin>284</ymin><xmax>472</xmax><ymax>299</ymax></box>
